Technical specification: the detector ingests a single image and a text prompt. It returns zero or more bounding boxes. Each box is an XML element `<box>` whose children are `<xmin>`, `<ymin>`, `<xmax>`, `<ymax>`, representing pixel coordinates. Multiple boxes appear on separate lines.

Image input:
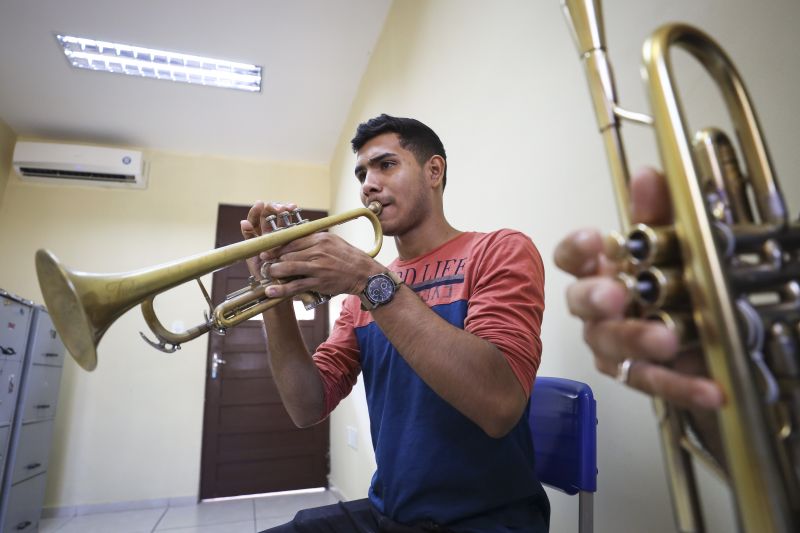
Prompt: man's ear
<box><xmin>426</xmin><ymin>155</ymin><xmax>446</xmax><ymax>190</ymax></box>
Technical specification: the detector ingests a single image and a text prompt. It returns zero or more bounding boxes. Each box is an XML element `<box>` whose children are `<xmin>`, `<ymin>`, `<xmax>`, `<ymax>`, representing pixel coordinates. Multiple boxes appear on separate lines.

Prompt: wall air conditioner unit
<box><xmin>12</xmin><ymin>141</ymin><xmax>146</xmax><ymax>189</ymax></box>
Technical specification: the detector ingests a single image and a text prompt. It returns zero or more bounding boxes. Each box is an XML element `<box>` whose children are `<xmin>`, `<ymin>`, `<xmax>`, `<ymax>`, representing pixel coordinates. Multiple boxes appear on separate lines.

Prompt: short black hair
<box><xmin>351</xmin><ymin>114</ymin><xmax>447</xmax><ymax>189</ymax></box>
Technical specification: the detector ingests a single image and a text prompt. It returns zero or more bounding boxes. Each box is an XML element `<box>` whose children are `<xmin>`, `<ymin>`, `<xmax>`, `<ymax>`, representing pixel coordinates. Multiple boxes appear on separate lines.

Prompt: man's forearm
<box><xmin>262</xmin><ymin>302</ymin><xmax>326</xmax><ymax>427</ymax></box>
<box><xmin>372</xmin><ymin>287</ymin><xmax>528</xmax><ymax>437</ymax></box>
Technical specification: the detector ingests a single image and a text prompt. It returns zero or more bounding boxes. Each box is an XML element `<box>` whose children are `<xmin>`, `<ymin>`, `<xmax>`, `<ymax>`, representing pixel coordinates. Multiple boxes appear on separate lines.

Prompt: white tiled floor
<box><xmin>40</xmin><ymin>490</ymin><xmax>340</xmax><ymax>533</ymax></box>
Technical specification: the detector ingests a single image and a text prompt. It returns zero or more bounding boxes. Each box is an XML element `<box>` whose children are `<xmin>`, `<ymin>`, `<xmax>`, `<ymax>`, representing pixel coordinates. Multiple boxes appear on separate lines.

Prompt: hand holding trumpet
<box><xmin>554</xmin><ymin>167</ymin><xmax>724</xmax><ymax>411</ymax></box>
<box><xmin>240</xmin><ymin>200</ymin><xmax>385</xmax><ymax>303</ymax></box>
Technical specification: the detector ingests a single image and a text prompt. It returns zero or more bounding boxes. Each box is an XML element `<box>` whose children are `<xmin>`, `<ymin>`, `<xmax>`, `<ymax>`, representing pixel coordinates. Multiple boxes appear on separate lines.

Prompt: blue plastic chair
<box><xmin>529</xmin><ymin>377</ymin><xmax>598</xmax><ymax>533</ymax></box>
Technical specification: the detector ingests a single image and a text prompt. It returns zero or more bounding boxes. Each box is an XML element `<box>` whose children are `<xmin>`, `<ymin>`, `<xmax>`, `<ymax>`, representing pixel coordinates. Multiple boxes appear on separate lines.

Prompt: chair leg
<box><xmin>579</xmin><ymin>491</ymin><xmax>594</xmax><ymax>533</ymax></box>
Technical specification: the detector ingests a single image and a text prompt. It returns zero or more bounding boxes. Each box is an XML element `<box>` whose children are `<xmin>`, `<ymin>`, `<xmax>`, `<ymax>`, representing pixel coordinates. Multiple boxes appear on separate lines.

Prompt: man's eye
<box><xmin>356</xmin><ymin>172</ymin><xmax>365</xmax><ymax>183</ymax></box>
<box><xmin>381</xmin><ymin>161</ymin><xmax>395</xmax><ymax>169</ymax></box>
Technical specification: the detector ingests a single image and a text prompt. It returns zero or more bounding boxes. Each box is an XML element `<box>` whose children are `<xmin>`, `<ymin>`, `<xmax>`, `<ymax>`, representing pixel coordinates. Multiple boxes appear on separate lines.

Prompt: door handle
<box><xmin>211</xmin><ymin>352</ymin><xmax>227</xmax><ymax>380</ymax></box>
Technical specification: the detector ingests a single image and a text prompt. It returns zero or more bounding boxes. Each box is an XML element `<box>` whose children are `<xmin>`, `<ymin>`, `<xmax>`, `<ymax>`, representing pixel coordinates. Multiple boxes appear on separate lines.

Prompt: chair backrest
<box><xmin>528</xmin><ymin>377</ymin><xmax>597</xmax><ymax>495</ymax></box>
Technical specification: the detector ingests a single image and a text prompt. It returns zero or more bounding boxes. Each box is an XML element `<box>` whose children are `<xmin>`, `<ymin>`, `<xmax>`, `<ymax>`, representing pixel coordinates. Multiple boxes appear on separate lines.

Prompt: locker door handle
<box><xmin>0</xmin><ymin>345</ymin><xmax>15</xmax><ymax>355</ymax></box>
<box><xmin>26</xmin><ymin>462</ymin><xmax>42</xmax><ymax>470</ymax></box>
<box><xmin>44</xmin><ymin>352</ymin><xmax>60</xmax><ymax>358</ymax></box>
<box><xmin>15</xmin><ymin>521</ymin><xmax>32</xmax><ymax>530</ymax></box>
<box><xmin>36</xmin><ymin>404</ymin><xmax>52</xmax><ymax>409</ymax></box>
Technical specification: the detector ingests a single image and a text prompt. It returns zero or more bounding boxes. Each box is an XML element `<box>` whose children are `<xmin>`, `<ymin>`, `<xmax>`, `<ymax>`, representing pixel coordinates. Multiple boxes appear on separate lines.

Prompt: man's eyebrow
<box><xmin>369</xmin><ymin>152</ymin><xmax>397</xmax><ymax>164</ymax></box>
<box><xmin>354</xmin><ymin>151</ymin><xmax>398</xmax><ymax>175</ymax></box>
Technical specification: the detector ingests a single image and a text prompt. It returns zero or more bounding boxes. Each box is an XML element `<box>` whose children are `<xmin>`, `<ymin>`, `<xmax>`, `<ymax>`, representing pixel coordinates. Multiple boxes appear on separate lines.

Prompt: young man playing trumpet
<box><xmin>241</xmin><ymin>114</ymin><xmax>549</xmax><ymax>532</ymax></box>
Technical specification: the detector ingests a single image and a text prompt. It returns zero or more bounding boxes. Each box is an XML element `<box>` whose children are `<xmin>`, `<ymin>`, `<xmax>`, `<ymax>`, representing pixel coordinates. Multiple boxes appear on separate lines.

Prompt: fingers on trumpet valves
<box><xmin>616</xmin><ymin>268</ymin><xmax>695</xmax><ymax>347</ymax></box>
<box><xmin>263</xmin><ymin>207</ymin><xmax>306</xmax><ymax>232</ymax></box>
<box><xmin>264</xmin><ymin>214</ymin><xmax>279</xmax><ymax>232</ymax></box>
<box><xmin>614</xmin><ymin>267</ymin><xmax>685</xmax><ymax>309</ymax></box>
<box><xmin>606</xmin><ymin>224</ymin><xmax>679</xmax><ymax>266</ymax></box>
<box><xmin>644</xmin><ymin>310</ymin><xmax>698</xmax><ymax>349</ymax></box>
<box><xmin>604</xmin><ymin>231</ymin><xmax>628</xmax><ymax>262</ymax></box>
<box><xmin>259</xmin><ymin>260</ymin><xmax>277</xmax><ymax>282</ymax></box>
<box><xmin>607</xmin><ymin>222</ymin><xmax>688</xmax><ymax>313</ymax></box>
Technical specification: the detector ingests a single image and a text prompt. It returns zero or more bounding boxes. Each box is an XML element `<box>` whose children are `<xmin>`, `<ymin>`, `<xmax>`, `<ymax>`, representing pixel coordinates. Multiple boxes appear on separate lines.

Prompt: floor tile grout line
<box><xmin>150</xmin><ymin>506</ymin><xmax>170</xmax><ymax>532</ymax></box>
<box><xmin>43</xmin><ymin>514</ymin><xmax>73</xmax><ymax>533</ymax></box>
<box><xmin>154</xmin><ymin>516</ymin><xmax>261</xmax><ymax>531</ymax></box>
<box><xmin>155</xmin><ymin>521</ymin><xmax>262</xmax><ymax>532</ymax></box>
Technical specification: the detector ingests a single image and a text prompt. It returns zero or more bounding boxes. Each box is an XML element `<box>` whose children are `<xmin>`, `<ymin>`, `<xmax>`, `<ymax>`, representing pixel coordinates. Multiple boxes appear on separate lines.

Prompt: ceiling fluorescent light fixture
<box><xmin>56</xmin><ymin>34</ymin><xmax>262</xmax><ymax>92</ymax></box>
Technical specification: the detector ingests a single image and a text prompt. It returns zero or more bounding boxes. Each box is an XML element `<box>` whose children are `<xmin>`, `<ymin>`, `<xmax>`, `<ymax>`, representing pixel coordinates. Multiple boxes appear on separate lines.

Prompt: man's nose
<box><xmin>361</xmin><ymin>170</ymin><xmax>382</xmax><ymax>196</ymax></box>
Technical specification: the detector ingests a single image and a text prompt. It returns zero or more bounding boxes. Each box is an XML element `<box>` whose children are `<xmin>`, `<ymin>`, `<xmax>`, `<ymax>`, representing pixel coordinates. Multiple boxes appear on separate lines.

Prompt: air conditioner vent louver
<box><xmin>18</xmin><ymin>167</ymin><xmax>138</xmax><ymax>183</ymax></box>
<box><xmin>12</xmin><ymin>141</ymin><xmax>146</xmax><ymax>189</ymax></box>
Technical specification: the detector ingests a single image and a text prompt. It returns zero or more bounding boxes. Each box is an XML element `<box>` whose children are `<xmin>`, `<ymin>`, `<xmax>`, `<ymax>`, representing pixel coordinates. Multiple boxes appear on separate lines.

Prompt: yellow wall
<box><xmin>326</xmin><ymin>0</ymin><xmax>800</xmax><ymax>531</ymax></box>
<box><xmin>0</xmin><ymin>144</ymin><xmax>328</xmax><ymax>507</ymax></box>
<box><xmin>0</xmin><ymin>118</ymin><xmax>15</xmax><ymax>205</ymax></box>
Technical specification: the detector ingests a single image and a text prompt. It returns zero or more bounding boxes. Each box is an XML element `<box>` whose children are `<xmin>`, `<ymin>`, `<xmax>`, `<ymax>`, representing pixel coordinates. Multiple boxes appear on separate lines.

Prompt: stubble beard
<box><xmin>381</xmin><ymin>186</ymin><xmax>430</xmax><ymax>238</ymax></box>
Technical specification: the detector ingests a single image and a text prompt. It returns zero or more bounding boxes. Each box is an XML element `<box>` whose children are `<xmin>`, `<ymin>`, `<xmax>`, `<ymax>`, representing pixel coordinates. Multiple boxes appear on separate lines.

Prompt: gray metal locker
<box><xmin>0</xmin><ymin>291</ymin><xmax>66</xmax><ymax>532</ymax></box>
<box><xmin>0</xmin><ymin>291</ymin><xmax>33</xmax><ymax>494</ymax></box>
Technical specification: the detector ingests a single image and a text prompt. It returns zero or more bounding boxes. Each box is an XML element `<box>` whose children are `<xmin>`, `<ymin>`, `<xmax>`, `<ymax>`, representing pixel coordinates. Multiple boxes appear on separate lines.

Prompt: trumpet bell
<box><xmin>35</xmin><ymin>249</ymin><xmax>100</xmax><ymax>371</ymax></box>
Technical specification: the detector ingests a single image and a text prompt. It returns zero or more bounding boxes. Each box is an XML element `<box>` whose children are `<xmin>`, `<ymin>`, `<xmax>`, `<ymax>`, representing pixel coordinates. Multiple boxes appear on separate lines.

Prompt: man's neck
<box><xmin>394</xmin><ymin>218</ymin><xmax>462</xmax><ymax>260</ymax></box>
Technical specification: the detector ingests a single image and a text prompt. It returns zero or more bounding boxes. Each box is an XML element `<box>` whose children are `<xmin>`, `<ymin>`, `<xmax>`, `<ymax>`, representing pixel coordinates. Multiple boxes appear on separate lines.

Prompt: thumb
<box><xmin>630</xmin><ymin>167</ymin><xmax>673</xmax><ymax>225</ymax></box>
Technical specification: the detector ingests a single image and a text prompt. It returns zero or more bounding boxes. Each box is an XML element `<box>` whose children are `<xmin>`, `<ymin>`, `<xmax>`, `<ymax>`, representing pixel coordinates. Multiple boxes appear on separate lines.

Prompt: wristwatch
<box><xmin>359</xmin><ymin>271</ymin><xmax>403</xmax><ymax>310</ymax></box>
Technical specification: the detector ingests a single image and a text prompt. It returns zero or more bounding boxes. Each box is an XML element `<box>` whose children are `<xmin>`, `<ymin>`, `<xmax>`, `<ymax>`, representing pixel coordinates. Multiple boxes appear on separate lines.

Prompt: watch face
<box><xmin>367</xmin><ymin>274</ymin><xmax>395</xmax><ymax>304</ymax></box>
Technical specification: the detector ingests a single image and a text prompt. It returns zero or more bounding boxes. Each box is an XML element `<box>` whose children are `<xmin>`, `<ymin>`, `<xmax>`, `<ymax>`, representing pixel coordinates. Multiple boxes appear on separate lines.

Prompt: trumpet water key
<box><xmin>35</xmin><ymin>202</ymin><xmax>383</xmax><ymax>372</ymax></box>
<box><xmin>562</xmin><ymin>0</ymin><xmax>800</xmax><ymax>531</ymax></box>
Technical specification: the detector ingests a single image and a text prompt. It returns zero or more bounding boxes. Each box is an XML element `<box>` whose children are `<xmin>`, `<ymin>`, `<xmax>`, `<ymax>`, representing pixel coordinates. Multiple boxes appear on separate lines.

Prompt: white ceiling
<box><xmin>0</xmin><ymin>0</ymin><xmax>393</xmax><ymax>165</ymax></box>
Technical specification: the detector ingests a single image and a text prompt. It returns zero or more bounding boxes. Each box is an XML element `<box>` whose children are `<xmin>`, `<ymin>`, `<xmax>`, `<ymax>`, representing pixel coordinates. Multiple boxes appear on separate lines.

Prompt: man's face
<box><xmin>354</xmin><ymin>132</ymin><xmax>430</xmax><ymax>237</ymax></box>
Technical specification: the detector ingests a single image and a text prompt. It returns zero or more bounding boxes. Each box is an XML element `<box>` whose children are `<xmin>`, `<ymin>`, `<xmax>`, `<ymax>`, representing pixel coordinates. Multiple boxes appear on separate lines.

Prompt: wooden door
<box><xmin>199</xmin><ymin>204</ymin><xmax>330</xmax><ymax>500</ymax></box>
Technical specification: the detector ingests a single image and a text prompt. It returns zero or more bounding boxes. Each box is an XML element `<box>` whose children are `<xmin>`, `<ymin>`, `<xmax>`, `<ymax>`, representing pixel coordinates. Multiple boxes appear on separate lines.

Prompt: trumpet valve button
<box><xmin>260</xmin><ymin>261</ymin><xmax>274</xmax><ymax>282</ymax></box>
<box><xmin>265</xmin><ymin>215</ymin><xmax>278</xmax><ymax>231</ymax></box>
<box><xmin>604</xmin><ymin>231</ymin><xmax>628</xmax><ymax>262</ymax></box>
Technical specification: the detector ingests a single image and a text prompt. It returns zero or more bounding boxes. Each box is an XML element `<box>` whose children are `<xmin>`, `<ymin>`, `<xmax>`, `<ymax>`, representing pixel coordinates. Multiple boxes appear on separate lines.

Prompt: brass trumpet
<box><xmin>563</xmin><ymin>0</ymin><xmax>800</xmax><ymax>531</ymax></box>
<box><xmin>35</xmin><ymin>202</ymin><xmax>383</xmax><ymax>372</ymax></box>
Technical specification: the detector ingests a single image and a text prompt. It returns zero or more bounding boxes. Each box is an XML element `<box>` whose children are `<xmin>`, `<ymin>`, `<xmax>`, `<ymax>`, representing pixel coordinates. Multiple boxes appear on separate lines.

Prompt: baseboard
<box><xmin>41</xmin><ymin>495</ymin><xmax>197</xmax><ymax>518</ymax></box>
<box><xmin>327</xmin><ymin>483</ymin><xmax>346</xmax><ymax>502</ymax></box>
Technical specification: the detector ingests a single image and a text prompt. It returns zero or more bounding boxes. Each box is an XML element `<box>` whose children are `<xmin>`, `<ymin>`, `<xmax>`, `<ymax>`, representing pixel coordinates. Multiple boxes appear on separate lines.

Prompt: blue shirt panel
<box><xmin>355</xmin><ymin>298</ymin><xmax>550</xmax><ymax>530</ymax></box>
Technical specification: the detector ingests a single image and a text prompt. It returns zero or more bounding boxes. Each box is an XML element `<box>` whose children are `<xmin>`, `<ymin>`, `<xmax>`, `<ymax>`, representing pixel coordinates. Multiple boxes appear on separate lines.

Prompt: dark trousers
<box><xmin>261</xmin><ymin>499</ymin><xmax>452</xmax><ymax>533</ymax></box>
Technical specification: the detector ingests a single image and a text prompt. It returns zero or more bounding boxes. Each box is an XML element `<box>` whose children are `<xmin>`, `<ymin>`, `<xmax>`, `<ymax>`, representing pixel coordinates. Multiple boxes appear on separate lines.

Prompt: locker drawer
<box><xmin>1</xmin><ymin>473</ymin><xmax>47</xmax><ymax>533</ymax></box>
<box><xmin>0</xmin><ymin>297</ymin><xmax>31</xmax><ymax>364</ymax></box>
<box><xmin>0</xmin><ymin>360</ymin><xmax>23</xmax><ymax>426</ymax></box>
<box><xmin>27</xmin><ymin>313</ymin><xmax>65</xmax><ymax>367</ymax></box>
<box><xmin>0</xmin><ymin>425</ymin><xmax>8</xmax><ymax>482</ymax></box>
<box><xmin>11</xmin><ymin>421</ymin><xmax>53</xmax><ymax>484</ymax></box>
<box><xmin>21</xmin><ymin>365</ymin><xmax>63</xmax><ymax>423</ymax></box>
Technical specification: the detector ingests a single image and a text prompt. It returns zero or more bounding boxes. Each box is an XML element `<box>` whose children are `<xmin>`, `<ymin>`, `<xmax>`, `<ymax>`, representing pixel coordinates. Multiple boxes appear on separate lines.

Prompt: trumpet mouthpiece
<box><xmin>368</xmin><ymin>201</ymin><xmax>382</xmax><ymax>215</ymax></box>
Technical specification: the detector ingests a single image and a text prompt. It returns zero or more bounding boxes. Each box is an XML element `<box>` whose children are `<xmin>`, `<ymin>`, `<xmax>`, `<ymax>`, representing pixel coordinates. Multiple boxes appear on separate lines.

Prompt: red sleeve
<box><xmin>312</xmin><ymin>296</ymin><xmax>362</xmax><ymax>418</ymax></box>
<box><xmin>464</xmin><ymin>231</ymin><xmax>545</xmax><ymax>397</ymax></box>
